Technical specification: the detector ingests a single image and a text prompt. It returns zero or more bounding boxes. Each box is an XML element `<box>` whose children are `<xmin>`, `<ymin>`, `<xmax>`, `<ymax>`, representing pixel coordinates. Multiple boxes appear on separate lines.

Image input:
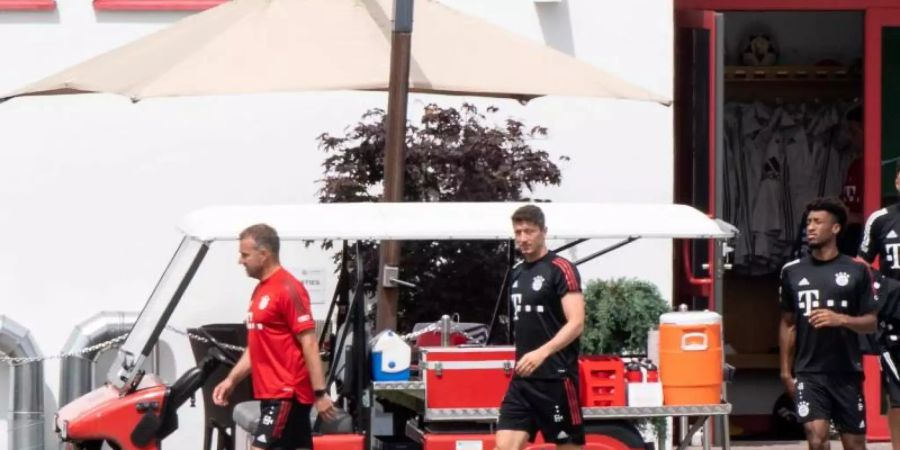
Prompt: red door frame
<box><xmin>677</xmin><ymin>0</ymin><xmax>900</xmax><ymax>10</ymax></box>
<box><xmin>675</xmin><ymin>0</ymin><xmax>900</xmax><ymax>441</ymax></box>
<box><xmin>675</xmin><ymin>10</ymin><xmax>719</xmax><ymax>309</ymax></box>
<box><xmin>864</xmin><ymin>8</ymin><xmax>900</xmax><ymax>441</ymax></box>
<box><xmin>864</xmin><ymin>9</ymin><xmax>900</xmax><ymax>215</ymax></box>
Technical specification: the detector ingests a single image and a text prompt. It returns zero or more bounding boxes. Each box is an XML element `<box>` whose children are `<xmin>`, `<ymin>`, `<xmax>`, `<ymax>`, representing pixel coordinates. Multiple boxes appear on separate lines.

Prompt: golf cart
<box><xmin>54</xmin><ymin>202</ymin><xmax>736</xmax><ymax>450</ymax></box>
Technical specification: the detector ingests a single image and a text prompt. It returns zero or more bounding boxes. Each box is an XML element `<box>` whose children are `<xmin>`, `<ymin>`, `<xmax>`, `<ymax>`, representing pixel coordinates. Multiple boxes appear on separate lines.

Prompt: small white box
<box><xmin>627</xmin><ymin>382</ymin><xmax>663</xmax><ymax>407</ymax></box>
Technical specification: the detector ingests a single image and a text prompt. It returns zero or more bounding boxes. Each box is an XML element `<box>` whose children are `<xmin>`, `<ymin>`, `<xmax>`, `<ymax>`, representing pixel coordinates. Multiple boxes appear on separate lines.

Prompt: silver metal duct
<box><xmin>0</xmin><ymin>315</ymin><xmax>44</xmax><ymax>450</ymax></box>
<box><xmin>59</xmin><ymin>311</ymin><xmax>138</xmax><ymax>407</ymax></box>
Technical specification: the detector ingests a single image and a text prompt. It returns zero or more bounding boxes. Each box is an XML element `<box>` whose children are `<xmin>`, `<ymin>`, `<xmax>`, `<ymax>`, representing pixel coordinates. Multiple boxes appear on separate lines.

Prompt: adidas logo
<box><xmin>557</xmin><ymin>431</ymin><xmax>570</xmax><ymax>440</ymax></box>
<box><xmin>889</xmin><ymin>230</ymin><xmax>899</xmax><ymax>239</ymax></box>
<box><xmin>799</xmin><ymin>278</ymin><xmax>810</xmax><ymax>286</ymax></box>
<box><xmin>257</xmin><ymin>435</ymin><xmax>267</xmax><ymax>444</ymax></box>
<box><xmin>512</xmin><ymin>281</ymin><xmax>518</xmax><ymax>288</ymax></box>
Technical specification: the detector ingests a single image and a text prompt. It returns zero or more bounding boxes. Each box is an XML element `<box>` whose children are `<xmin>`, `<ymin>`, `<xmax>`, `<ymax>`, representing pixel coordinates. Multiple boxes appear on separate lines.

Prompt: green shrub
<box><xmin>581</xmin><ymin>277</ymin><xmax>671</xmax><ymax>441</ymax></box>
<box><xmin>581</xmin><ymin>277</ymin><xmax>670</xmax><ymax>356</ymax></box>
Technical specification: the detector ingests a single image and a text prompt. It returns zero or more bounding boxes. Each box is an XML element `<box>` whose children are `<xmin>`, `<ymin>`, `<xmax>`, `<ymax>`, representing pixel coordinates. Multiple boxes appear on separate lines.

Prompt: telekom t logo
<box><xmin>886</xmin><ymin>243</ymin><xmax>900</xmax><ymax>269</ymax></box>
<box><xmin>798</xmin><ymin>289</ymin><xmax>820</xmax><ymax>316</ymax></box>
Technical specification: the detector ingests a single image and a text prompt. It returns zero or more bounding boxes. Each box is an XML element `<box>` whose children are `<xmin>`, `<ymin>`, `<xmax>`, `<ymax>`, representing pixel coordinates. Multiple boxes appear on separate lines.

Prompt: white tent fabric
<box><xmin>178</xmin><ymin>202</ymin><xmax>737</xmax><ymax>241</ymax></box>
<box><xmin>2</xmin><ymin>0</ymin><xmax>669</xmax><ymax>104</ymax></box>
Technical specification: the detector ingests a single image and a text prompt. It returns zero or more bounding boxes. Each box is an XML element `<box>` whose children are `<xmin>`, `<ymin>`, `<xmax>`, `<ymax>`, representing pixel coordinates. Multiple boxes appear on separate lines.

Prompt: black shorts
<box><xmin>497</xmin><ymin>377</ymin><xmax>585</xmax><ymax>445</ymax></box>
<box><xmin>881</xmin><ymin>350</ymin><xmax>900</xmax><ymax>409</ymax></box>
<box><xmin>795</xmin><ymin>373</ymin><xmax>866</xmax><ymax>434</ymax></box>
<box><xmin>254</xmin><ymin>399</ymin><xmax>313</xmax><ymax>450</ymax></box>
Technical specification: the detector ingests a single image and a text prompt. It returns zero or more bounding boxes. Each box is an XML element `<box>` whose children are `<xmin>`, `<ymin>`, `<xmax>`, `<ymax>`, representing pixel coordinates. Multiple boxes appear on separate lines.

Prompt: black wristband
<box><xmin>314</xmin><ymin>389</ymin><xmax>327</xmax><ymax>398</ymax></box>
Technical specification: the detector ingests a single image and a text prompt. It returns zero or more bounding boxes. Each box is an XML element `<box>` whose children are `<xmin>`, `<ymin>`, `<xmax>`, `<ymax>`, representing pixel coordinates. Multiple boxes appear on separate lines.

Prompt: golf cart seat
<box><xmin>233</xmin><ymin>400</ymin><xmax>354</xmax><ymax>436</ymax></box>
<box><xmin>188</xmin><ymin>324</ymin><xmax>254</xmax><ymax>450</ymax></box>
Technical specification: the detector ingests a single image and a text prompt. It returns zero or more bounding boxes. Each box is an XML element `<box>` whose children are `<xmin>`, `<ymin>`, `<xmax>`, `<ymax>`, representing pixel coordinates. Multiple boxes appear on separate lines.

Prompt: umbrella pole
<box><xmin>376</xmin><ymin>0</ymin><xmax>414</xmax><ymax>333</ymax></box>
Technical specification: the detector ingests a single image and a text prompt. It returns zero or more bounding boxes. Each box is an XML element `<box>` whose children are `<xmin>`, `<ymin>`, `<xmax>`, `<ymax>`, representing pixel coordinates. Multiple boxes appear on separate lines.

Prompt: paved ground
<box><xmin>689</xmin><ymin>442</ymin><xmax>893</xmax><ymax>450</ymax></box>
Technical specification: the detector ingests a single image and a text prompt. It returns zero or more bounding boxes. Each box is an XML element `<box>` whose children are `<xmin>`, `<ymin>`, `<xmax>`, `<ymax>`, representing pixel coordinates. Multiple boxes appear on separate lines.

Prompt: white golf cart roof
<box><xmin>110</xmin><ymin>202</ymin><xmax>736</xmax><ymax>391</ymax></box>
<box><xmin>179</xmin><ymin>202</ymin><xmax>737</xmax><ymax>241</ymax></box>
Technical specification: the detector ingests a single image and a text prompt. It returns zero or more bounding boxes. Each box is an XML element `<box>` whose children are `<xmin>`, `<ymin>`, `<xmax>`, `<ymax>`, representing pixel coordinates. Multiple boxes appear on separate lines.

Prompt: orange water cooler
<box><xmin>659</xmin><ymin>310</ymin><xmax>723</xmax><ymax>405</ymax></box>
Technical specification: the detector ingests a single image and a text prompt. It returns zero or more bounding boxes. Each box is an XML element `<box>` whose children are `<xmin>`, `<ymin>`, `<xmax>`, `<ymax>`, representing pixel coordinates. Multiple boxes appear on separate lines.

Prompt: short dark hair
<box><xmin>240</xmin><ymin>223</ymin><xmax>280</xmax><ymax>257</ymax></box>
<box><xmin>806</xmin><ymin>197</ymin><xmax>848</xmax><ymax>229</ymax></box>
<box><xmin>511</xmin><ymin>205</ymin><xmax>545</xmax><ymax>229</ymax></box>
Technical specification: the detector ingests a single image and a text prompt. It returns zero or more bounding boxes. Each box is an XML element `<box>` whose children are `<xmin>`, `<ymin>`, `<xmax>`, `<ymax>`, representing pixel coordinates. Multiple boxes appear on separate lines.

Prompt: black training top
<box><xmin>509</xmin><ymin>251</ymin><xmax>582</xmax><ymax>379</ymax></box>
<box><xmin>875</xmin><ymin>274</ymin><xmax>900</xmax><ymax>351</ymax></box>
<box><xmin>860</xmin><ymin>203</ymin><xmax>900</xmax><ymax>280</ymax></box>
<box><xmin>780</xmin><ymin>254</ymin><xmax>877</xmax><ymax>374</ymax></box>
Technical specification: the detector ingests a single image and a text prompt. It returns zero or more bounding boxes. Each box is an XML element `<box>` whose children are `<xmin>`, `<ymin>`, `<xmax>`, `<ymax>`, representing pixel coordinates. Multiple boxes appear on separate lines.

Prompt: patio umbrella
<box><xmin>1</xmin><ymin>0</ymin><xmax>671</xmax><ymax>332</ymax></box>
<box><xmin>1</xmin><ymin>0</ymin><xmax>669</xmax><ymax>104</ymax></box>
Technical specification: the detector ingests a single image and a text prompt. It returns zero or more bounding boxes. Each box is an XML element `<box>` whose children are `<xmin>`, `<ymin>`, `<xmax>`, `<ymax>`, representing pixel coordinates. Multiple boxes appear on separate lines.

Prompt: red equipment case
<box><xmin>420</xmin><ymin>346</ymin><xmax>516</xmax><ymax>411</ymax></box>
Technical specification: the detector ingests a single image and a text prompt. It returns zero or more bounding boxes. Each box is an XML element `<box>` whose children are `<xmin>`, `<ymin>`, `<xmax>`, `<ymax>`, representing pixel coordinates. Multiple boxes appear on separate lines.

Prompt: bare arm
<box><xmin>226</xmin><ymin>349</ymin><xmax>252</xmax><ymax>383</ymax></box>
<box><xmin>809</xmin><ymin>310</ymin><xmax>877</xmax><ymax>334</ymax></box>
<box><xmin>778</xmin><ymin>311</ymin><xmax>796</xmax><ymax>380</ymax></box>
<box><xmin>845</xmin><ymin>312</ymin><xmax>878</xmax><ymax>333</ymax></box>
<box><xmin>297</xmin><ymin>329</ymin><xmax>337</xmax><ymax>420</ymax></box>
<box><xmin>212</xmin><ymin>348</ymin><xmax>251</xmax><ymax>406</ymax></box>
<box><xmin>778</xmin><ymin>311</ymin><xmax>797</xmax><ymax>399</ymax></box>
<box><xmin>538</xmin><ymin>292</ymin><xmax>585</xmax><ymax>356</ymax></box>
<box><xmin>296</xmin><ymin>329</ymin><xmax>327</xmax><ymax>392</ymax></box>
<box><xmin>516</xmin><ymin>292</ymin><xmax>585</xmax><ymax>376</ymax></box>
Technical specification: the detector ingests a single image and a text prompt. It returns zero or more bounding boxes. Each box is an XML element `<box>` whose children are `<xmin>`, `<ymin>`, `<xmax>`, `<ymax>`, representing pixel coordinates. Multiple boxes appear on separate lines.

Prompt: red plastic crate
<box><xmin>312</xmin><ymin>434</ymin><xmax>365</xmax><ymax>450</ymax></box>
<box><xmin>579</xmin><ymin>355</ymin><xmax>626</xmax><ymax>407</ymax></box>
<box><xmin>422</xmin><ymin>432</ymin><xmax>642</xmax><ymax>450</ymax></box>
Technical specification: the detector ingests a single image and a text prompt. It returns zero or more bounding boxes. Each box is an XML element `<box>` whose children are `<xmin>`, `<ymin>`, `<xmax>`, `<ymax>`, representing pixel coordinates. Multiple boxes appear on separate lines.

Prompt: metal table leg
<box><xmin>679</xmin><ymin>416</ymin><xmax>689</xmax><ymax>443</ymax></box>
<box><xmin>703</xmin><ymin>416</ymin><xmax>712</xmax><ymax>450</ymax></box>
<box><xmin>721</xmin><ymin>414</ymin><xmax>731</xmax><ymax>450</ymax></box>
<box><xmin>676</xmin><ymin>417</ymin><xmax>708</xmax><ymax>450</ymax></box>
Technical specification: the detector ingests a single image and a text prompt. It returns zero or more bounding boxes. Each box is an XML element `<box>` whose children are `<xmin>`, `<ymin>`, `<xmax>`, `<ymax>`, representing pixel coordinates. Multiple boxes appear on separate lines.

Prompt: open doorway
<box><xmin>721</xmin><ymin>11</ymin><xmax>863</xmax><ymax>441</ymax></box>
<box><xmin>676</xmin><ymin>10</ymin><xmax>865</xmax><ymax>440</ymax></box>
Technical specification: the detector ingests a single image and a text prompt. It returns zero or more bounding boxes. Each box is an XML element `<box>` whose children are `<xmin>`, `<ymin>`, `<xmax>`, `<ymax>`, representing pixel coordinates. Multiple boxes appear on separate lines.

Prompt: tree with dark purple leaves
<box><xmin>317</xmin><ymin>103</ymin><xmax>567</xmax><ymax>336</ymax></box>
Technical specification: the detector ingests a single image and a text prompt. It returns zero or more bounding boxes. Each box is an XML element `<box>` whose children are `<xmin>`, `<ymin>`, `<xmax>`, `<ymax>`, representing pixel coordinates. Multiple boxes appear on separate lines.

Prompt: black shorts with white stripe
<box><xmin>498</xmin><ymin>377</ymin><xmax>585</xmax><ymax>445</ymax></box>
<box><xmin>254</xmin><ymin>399</ymin><xmax>313</xmax><ymax>450</ymax></box>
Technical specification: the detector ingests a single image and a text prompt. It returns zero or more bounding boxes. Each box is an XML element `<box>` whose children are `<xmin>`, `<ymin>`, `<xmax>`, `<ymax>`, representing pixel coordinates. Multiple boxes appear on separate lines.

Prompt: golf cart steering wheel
<box><xmin>195</xmin><ymin>328</ymin><xmax>239</xmax><ymax>366</ymax></box>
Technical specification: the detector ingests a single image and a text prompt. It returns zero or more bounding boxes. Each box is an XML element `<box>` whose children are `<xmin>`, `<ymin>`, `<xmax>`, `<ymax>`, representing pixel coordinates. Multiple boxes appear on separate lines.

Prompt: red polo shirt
<box><xmin>246</xmin><ymin>268</ymin><xmax>316</xmax><ymax>403</ymax></box>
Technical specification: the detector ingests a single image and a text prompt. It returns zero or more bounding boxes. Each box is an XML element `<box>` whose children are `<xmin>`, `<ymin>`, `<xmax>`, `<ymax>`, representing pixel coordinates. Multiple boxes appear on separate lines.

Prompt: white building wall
<box><xmin>0</xmin><ymin>0</ymin><xmax>673</xmax><ymax>448</ymax></box>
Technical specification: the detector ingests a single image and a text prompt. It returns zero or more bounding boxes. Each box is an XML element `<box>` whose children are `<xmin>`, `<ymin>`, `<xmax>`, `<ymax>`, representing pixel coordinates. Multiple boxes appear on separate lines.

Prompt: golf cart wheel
<box><xmin>584</xmin><ymin>421</ymin><xmax>647</xmax><ymax>450</ymax></box>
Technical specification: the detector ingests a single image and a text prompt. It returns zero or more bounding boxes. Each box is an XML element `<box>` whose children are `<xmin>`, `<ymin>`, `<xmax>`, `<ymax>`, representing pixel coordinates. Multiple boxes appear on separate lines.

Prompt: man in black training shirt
<box><xmin>872</xmin><ymin>273</ymin><xmax>900</xmax><ymax>450</ymax></box>
<box><xmin>780</xmin><ymin>197</ymin><xmax>877</xmax><ymax>450</ymax></box>
<box><xmin>860</xmin><ymin>167</ymin><xmax>900</xmax><ymax>281</ymax></box>
<box><xmin>495</xmin><ymin>205</ymin><xmax>586</xmax><ymax>450</ymax></box>
<box><xmin>859</xmin><ymin>166</ymin><xmax>900</xmax><ymax>448</ymax></box>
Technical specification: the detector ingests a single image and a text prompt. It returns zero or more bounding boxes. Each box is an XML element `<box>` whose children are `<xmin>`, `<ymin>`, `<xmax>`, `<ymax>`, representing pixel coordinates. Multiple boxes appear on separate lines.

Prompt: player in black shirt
<box><xmin>780</xmin><ymin>198</ymin><xmax>878</xmax><ymax>450</ymax></box>
<box><xmin>858</xmin><ymin>168</ymin><xmax>900</xmax><ymax>448</ymax></box>
<box><xmin>874</xmin><ymin>274</ymin><xmax>900</xmax><ymax>404</ymax></box>
<box><xmin>860</xmin><ymin>195</ymin><xmax>900</xmax><ymax>281</ymax></box>
<box><xmin>496</xmin><ymin>205</ymin><xmax>586</xmax><ymax>450</ymax></box>
<box><xmin>869</xmin><ymin>271</ymin><xmax>900</xmax><ymax>450</ymax></box>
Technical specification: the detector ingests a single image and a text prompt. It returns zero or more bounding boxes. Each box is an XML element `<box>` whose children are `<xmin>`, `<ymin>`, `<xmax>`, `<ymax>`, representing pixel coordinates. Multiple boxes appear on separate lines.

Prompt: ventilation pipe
<box><xmin>0</xmin><ymin>315</ymin><xmax>44</xmax><ymax>450</ymax></box>
<box><xmin>59</xmin><ymin>311</ymin><xmax>138</xmax><ymax>407</ymax></box>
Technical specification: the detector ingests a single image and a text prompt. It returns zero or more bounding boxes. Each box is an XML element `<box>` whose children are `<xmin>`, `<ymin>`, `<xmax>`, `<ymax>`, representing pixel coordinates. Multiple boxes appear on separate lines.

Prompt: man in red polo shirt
<box><xmin>213</xmin><ymin>223</ymin><xmax>336</xmax><ymax>450</ymax></box>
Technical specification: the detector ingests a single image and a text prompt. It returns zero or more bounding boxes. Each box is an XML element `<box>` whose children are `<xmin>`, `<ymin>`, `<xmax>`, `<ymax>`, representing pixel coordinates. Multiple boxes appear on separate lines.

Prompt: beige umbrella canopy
<box><xmin>2</xmin><ymin>0</ymin><xmax>669</xmax><ymax>104</ymax></box>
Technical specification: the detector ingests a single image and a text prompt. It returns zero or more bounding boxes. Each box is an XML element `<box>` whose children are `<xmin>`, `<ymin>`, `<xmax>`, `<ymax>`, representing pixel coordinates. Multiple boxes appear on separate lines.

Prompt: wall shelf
<box><xmin>724</xmin><ymin>65</ymin><xmax>861</xmax><ymax>101</ymax></box>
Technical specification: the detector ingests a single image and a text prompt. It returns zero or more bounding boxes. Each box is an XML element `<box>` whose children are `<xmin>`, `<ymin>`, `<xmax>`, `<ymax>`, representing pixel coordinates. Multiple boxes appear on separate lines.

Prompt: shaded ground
<box><xmin>690</xmin><ymin>442</ymin><xmax>892</xmax><ymax>450</ymax></box>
